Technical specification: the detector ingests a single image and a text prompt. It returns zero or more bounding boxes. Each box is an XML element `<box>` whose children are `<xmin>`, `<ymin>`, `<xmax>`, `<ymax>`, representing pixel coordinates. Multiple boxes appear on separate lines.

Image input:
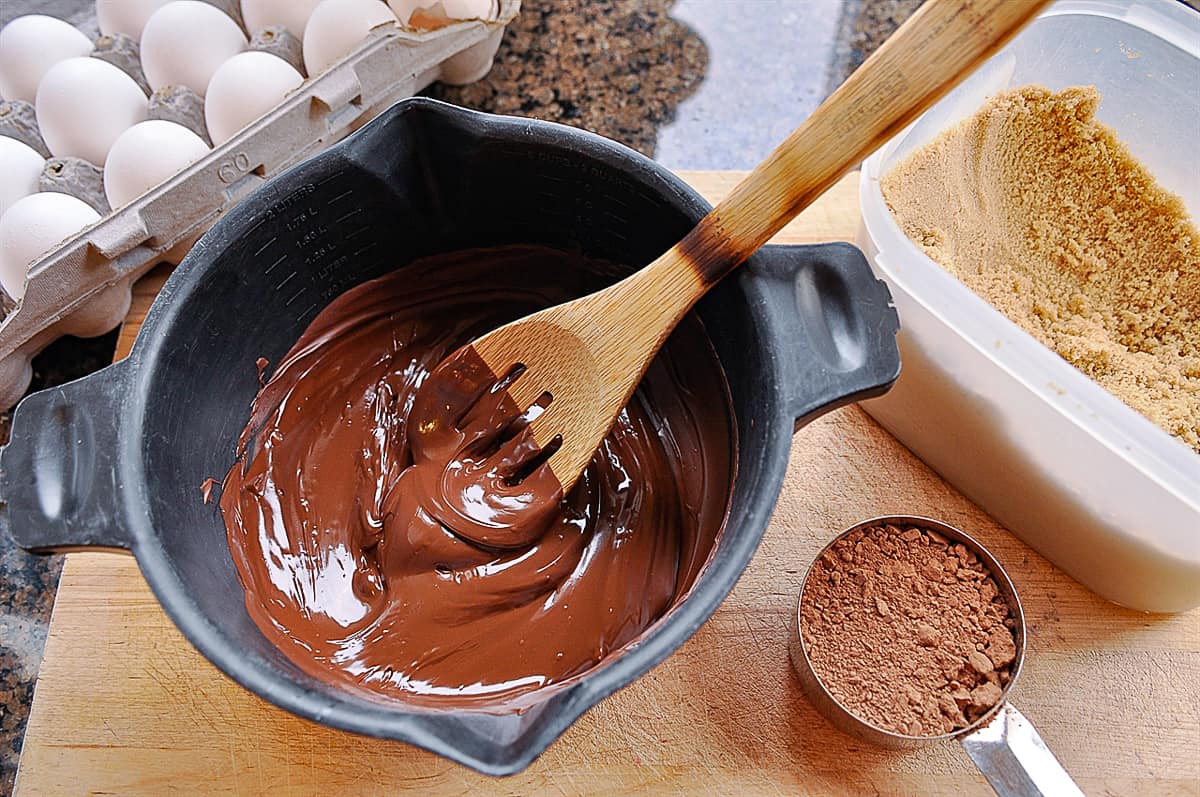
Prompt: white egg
<box><xmin>303</xmin><ymin>0</ymin><xmax>396</xmax><ymax>76</ymax></box>
<box><xmin>96</xmin><ymin>0</ymin><xmax>173</xmax><ymax>41</ymax></box>
<box><xmin>36</xmin><ymin>57</ymin><xmax>148</xmax><ymax>166</ymax></box>
<box><xmin>241</xmin><ymin>0</ymin><xmax>323</xmax><ymax>39</ymax></box>
<box><xmin>0</xmin><ymin>15</ymin><xmax>94</xmax><ymax>103</ymax></box>
<box><xmin>103</xmin><ymin>120</ymin><xmax>210</xmax><ymax>208</ymax></box>
<box><xmin>0</xmin><ymin>136</ymin><xmax>45</xmax><ymax>216</ymax></box>
<box><xmin>204</xmin><ymin>52</ymin><xmax>303</xmax><ymax>145</ymax></box>
<box><xmin>141</xmin><ymin>1</ymin><xmax>248</xmax><ymax>96</ymax></box>
<box><xmin>0</xmin><ymin>192</ymin><xmax>100</xmax><ymax>300</ymax></box>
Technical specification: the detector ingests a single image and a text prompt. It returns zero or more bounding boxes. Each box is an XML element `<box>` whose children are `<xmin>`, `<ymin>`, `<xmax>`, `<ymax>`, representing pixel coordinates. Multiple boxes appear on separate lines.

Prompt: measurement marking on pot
<box><xmin>315</xmin><ymin>256</ymin><xmax>349</xmax><ymax>282</ymax></box>
<box><xmin>261</xmin><ymin>185</ymin><xmax>315</xmax><ymax>220</ymax></box>
<box><xmin>599</xmin><ymin>191</ymin><xmax>631</xmax><ymax>210</ymax></box>
<box><xmin>304</xmin><ymin>243</ymin><xmax>337</xmax><ymax>264</ymax></box>
<box><xmin>328</xmin><ymin>188</ymin><xmax>354</xmax><ymax>204</ymax></box>
<box><xmin>285</xmin><ymin>287</ymin><xmax>309</xmax><ymax>307</ymax></box>
<box><xmin>335</xmin><ymin>208</ymin><xmax>362</xmax><ymax>224</ymax></box>
<box><xmin>285</xmin><ymin>211</ymin><xmax>319</xmax><ymax>232</ymax></box>
<box><xmin>277</xmin><ymin>271</ymin><xmax>298</xmax><ymax>290</ymax></box>
<box><xmin>265</xmin><ymin>254</ymin><xmax>288</xmax><ymax>275</ymax></box>
<box><xmin>296</xmin><ymin>226</ymin><xmax>330</xmax><ymax>247</ymax></box>
<box><xmin>254</xmin><ymin>237</ymin><xmax>278</xmax><ymax>257</ymax></box>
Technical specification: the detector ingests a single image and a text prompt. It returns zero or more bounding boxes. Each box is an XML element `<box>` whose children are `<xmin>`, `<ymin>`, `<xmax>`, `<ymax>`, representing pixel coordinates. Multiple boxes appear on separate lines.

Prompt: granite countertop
<box><xmin>4</xmin><ymin>0</ymin><xmax>1191</xmax><ymax>790</ymax></box>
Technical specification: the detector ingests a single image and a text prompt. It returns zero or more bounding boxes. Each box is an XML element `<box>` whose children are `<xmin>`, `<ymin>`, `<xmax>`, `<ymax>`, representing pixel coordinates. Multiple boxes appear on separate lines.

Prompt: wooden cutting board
<box><xmin>15</xmin><ymin>172</ymin><xmax>1200</xmax><ymax>796</ymax></box>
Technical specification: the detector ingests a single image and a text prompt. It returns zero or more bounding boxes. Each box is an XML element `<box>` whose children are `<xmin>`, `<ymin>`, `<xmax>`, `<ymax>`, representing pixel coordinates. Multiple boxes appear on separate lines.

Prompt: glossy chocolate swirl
<box><xmin>220</xmin><ymin>245</ymin><xmax>735</xmax><ymax>710</ymax></box>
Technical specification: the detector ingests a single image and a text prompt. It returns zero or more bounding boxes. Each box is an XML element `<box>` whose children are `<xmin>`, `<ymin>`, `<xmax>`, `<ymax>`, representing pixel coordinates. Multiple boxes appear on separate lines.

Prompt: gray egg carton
<box><xmin>0</xmin><ymin>0</ymin><xmax>519</xmax><ymax>409</ymax></box>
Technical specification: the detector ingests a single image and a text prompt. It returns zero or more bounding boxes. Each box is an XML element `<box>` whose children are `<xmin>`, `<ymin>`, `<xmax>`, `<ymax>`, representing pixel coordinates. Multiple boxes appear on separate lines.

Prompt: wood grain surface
<box><xmin>15</xmin><ymin>172</ymin><xmax>1200</xmax><ymax>796</ymax></box>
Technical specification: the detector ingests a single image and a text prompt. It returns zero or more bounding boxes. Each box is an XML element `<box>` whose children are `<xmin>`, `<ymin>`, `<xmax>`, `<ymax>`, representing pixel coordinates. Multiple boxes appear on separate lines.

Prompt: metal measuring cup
<box><xmin>789</xmin><ymin>516</ymin><xmax>1085</xmax><ymax>797</ymax></box>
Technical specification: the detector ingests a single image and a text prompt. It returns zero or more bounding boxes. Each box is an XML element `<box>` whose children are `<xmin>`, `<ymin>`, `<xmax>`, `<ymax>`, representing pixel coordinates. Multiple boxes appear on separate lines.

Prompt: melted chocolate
<box><xmin>399</xmin><ymin>347</ymin><xmax>565</xmax><ymax>551</ymax></box>
<box><xmin>220</xmin><ymin>245</ymin><xmax>735</xmax><ymax>710</ymax></box>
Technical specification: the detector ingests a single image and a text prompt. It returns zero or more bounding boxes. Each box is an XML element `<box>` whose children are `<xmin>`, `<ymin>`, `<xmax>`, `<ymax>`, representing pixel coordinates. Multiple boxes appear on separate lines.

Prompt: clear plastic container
<box><xmin>857</xmin><ymin>0</ymin><xmax>1200</xmax><ymax>612</ymax></box>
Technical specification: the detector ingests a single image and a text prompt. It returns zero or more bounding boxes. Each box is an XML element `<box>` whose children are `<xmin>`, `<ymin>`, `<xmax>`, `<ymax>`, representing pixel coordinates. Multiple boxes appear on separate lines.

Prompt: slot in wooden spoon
<box><xmin>444</xmin><ymin>0</ymin><xmax>1051</xmax><ymax>493</ymax></box>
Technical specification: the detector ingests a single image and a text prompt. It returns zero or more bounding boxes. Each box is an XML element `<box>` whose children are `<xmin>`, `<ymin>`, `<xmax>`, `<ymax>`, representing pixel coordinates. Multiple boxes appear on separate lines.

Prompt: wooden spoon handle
<box><xmin>516</xmin><ymin>0</ymin><xmax>1051</xmax><ymax>491</ymax></box>
<box><xmin>671</xmin><ymin>0</ymin><xmax>1051</xmax><ymax>285</ymax></box>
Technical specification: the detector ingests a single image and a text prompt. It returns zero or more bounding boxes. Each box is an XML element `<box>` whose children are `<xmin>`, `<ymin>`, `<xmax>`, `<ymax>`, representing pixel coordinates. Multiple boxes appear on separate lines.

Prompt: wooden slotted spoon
<box><xmin>448</xmin><ymin>0</ymin><xmax>1050</xmax><ymax>493</ymax></box>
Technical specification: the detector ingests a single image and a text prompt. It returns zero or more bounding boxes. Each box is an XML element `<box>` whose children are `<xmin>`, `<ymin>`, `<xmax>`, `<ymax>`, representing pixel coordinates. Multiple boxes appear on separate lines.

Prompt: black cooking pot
<box><xmin>0</xmin><ymin>99</ymin><xmax>899</xmax><ymax>775</ymax></box>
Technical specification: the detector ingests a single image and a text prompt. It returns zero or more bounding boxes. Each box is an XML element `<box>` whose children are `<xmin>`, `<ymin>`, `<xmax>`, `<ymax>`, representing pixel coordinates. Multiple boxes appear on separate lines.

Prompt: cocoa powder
<box><xmin>799</xmin><ymin>523</ymin><xmax>1017</xmax><ymax>737</ymax></box>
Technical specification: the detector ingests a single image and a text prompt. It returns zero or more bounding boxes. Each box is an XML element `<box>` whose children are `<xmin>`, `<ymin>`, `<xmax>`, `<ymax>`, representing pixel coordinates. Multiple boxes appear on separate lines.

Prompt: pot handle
<box><xmin>749</xmin><ymin>242</ymin><xmax>900</xmax><ymax>427</ymax></box>
<box><xmin>0</xmin><ymin>360</ymin><xmax>133</xmax><ymax>553</ymax></box>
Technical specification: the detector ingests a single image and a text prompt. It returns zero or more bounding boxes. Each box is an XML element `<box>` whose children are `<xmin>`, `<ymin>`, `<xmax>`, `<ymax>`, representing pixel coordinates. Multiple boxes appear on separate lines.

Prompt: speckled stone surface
<box><xmin>829</xmin><ymin>0</ymin><xmax>923</xmax><ymax>93</ymax></box>
<box><xmin>431</xmin><ymin>0</ymin><xmax>709</xmax><ymax>157</ymax></box>
<box><xmin>0</xmin><ymin>546</ymin><xmax>62</xmax><ymax>792</ymax></box>
<box><xmin>430</xmin><ymin>0</ymin><xmax>849</xmax><ymax>170</ymax></box>
<box><xmin>654</xmin><ymin>0</ymin><xmax>844</xmax><ymax>169</ymax></box>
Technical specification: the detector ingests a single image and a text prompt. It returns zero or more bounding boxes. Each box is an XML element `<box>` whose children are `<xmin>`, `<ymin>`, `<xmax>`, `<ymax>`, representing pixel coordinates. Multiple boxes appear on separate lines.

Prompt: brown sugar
<box><xmin>799</xmin><ymin>523</ymin><xmax>1017</xmax><ymax>737</ymax></box>
<box><xmin>882</xmin><ymin>85</ymin><xmax>1200</xmax><ymax>452</ymax></box>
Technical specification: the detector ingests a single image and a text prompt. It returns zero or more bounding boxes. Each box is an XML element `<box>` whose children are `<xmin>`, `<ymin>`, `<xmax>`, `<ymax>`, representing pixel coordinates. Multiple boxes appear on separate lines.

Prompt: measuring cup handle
<box><xmin>961</xmin><ymin>703</ymin><xmax>1086</xmax><ymax>797</ymax></box>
